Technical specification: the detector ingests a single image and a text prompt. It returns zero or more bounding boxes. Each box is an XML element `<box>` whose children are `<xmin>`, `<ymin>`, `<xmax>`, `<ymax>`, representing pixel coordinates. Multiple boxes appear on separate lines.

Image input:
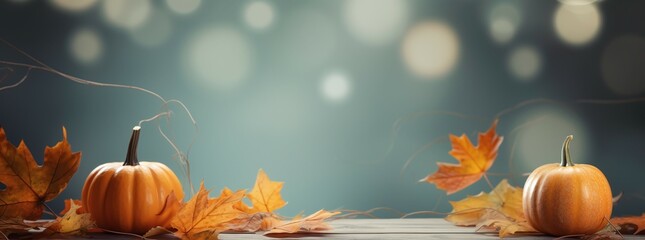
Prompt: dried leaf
<box><xmin>580</xmin><ymin>232</ymin><xmax>623</xmax><ymax>240</ymax></box>
<box><xmin>48</xmin><ymin>199</ymin><xmax>95</xmax><ymax>234</ymax></box>
<box><xmin>171</xmin><ymin>182</ymin><xmax>245</xmax><ymax>240</ymax></box>
<box><xmin>477</xmin><ymin>217</ymin><xmax>537</xmax><ymax>238</ymax></box>
<box><xmin>446</xmin><ymin>179</ymin><xmax>523</xmax><ymax>226</ymax></box>
<box><xmin>60</xmin><ymin>199</ymin><xmax>85</xmax><ymax>215</ymax></box>
<box><xmin>422</xmin><ymin>120</ymin><xmax>503</xmax><ymax>195</ymax></box>
<box><xmin>611</xmin><ymin>213</ymin><xmax>645</xmax><ymax>234</ymax></box>
<box><xmin>247</xmin><ymin>169</ymin><xmax>287</xmax><ymax>213</ymax></box>
<box><xmin>0</xmin><ymin>218</ymin><xmax>37</xmax><ymax>236</ymax></box>
<box><xmin>265</xmin><ymin>210</ymin><xmax>340</xmax><ymax>235</ymax></box>
<box><xmin>225</xmin><ymin>212</ymin><xmax>274</xmax><ymax>232</ymax></box>
<box><xmin>222</xmin><ymin>187</ymin><xmax>254</xmax><ymax>214</ymax></box>
<box><xmin>0</xmin><ymin>127</ymin><xmax>81</xmax><ymax>220</ymax></box>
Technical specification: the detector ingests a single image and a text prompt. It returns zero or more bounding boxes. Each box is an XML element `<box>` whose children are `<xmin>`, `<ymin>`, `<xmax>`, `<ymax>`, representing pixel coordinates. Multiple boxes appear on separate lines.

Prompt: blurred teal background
<box><xmin>1</xmin><ymin>0</ymin><xmax>645</xmax><ymax>218</ymax></box>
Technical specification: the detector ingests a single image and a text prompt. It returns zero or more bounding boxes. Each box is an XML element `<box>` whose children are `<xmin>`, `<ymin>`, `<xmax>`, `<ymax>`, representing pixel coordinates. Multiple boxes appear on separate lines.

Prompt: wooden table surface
<box><xmin>38</xmin><ymin>218</ymin><xmax>637</xmax><ymax>239</ymax></box>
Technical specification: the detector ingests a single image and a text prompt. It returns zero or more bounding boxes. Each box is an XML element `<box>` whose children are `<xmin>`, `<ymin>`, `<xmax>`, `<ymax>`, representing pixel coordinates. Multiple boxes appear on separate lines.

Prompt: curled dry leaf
<box><xmin>265</xmin><ymin>210</ymin><xmax>340</xmax><ymax>235</ymax></box>
<box><xmin>171</xmin><ymin>182</ymin><xmax>245</xmax><ymax>240</ymax></box>
<box><xmin>48</xmin><ymin>199</ymin><xmax>95</xmax><ymax>234</ymax></box>
<box><xmin>446</xmin><ymin>179</ymin><xmax>523</xmax><ymax>226</ymax></box>
<box><xmin>610</xmin><ymin>213</ymin><xmax>645</xmax><ymax>234</ymax></box>
<box><xmin>0</xmin><ymin>127</ymin><xmax>81</xmax><ymax>220</ymax></box>
<box><xmin>477</xmin><ymin>217</ymin><xmax>537</xmax><ymax>238</ymax></box>
<box><xmin>422</xmin><ymin>120</ymin><xmax>503</xmax><ymax>195</ymax></box>
<box><xmin>247</xmin><ymin>169</ymin><xmax>287</xmax><ymax>213</ymax></box>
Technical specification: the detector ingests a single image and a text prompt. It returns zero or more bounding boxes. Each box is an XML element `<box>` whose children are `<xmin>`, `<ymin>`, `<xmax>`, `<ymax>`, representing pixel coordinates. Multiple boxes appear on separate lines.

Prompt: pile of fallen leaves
<box><xmin>0</xmin><ymin>127</ymin><xmax>338</xmax><ymax>239</ymax></box>
<box><xmin>421</xmin><ymin>120</ymin><xmax>645</xmax><ymax>238</ymax></box>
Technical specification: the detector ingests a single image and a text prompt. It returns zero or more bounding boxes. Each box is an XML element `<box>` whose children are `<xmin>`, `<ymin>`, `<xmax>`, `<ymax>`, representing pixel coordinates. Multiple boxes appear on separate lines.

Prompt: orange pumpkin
<box><xmin>81</xmin><ymin>126</ymin><xmax>184</xmax><ymax>234</ymax></box>
<box><xmin>523</xmin><ymin>135</ymin><xmax>612</xmax><ymax>236</ymax></box>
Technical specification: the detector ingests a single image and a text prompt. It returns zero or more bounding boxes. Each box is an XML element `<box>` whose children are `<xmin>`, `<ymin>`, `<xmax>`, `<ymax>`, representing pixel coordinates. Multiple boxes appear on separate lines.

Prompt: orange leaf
<box><xmin>422</xmin><ymin>120</ymin><xmax>503</xmax><ymax>195</ymax></box>
<box><xmin>0</xmin><ymin>127</ymin><xmax>82</xmax><ymax>220</ymax></box>
<box><xmin>247</xmin><ymin>169</ymin><xmax>287</xmax><ymax>213</ymax></box>
<box><xmin>446</xmin><ymin>179</ymin><xmax>524</xmax><ymax>226</ymax></box>
<box><xmin>171</xmin><ymin>182</ymin><xmax>245</xmax><ymax>239</ymax></box>
<box><xmin>60</xmin><ymin>199</ymin><xmax>85</xmax><ymax>215</ymax></box>
<box><xmin>265</xmin><ymin>210</ymin><xmax>340</xmax><ymax>235</ymax></box>
<box><xmin>611</xmin><ymin>213</ymin><xmax>645</xmax><ymax>234</ymax></box>
<box><xmin>224</xmin><ymin>212</ymin><xmax>275</xmax><ymax>232</ymax></box>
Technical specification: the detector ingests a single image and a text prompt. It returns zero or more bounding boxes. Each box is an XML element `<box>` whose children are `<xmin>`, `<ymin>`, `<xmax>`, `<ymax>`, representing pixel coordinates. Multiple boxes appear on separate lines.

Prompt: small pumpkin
<box><xmin>523</xmin><ymin>135</ymin><xmax>612</xmax><ymax>236</ymax></box>
<box><xmin>81</xmin><ymin>126</ymin><xmax>184</xmax><ymax>234</ymax></box>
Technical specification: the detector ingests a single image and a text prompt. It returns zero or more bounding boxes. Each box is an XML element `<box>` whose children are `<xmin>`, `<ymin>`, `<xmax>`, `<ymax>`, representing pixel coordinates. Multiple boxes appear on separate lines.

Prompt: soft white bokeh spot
<box><xmin>558</xmin><ymin>0</ymin><xmax>600</xmax><ymax>5</ymax></box>
<box><xmin>514</xmin><ymin>107</ymin><xmax>590</xmax><ymax>171</ymax></box>
<box><xmin>554</xmin><ymin>3</ymin><xmax>602</xmax><ymax>46</ymax></box>
<box><xmin>488</xmin><ymin>3</ymin><xmax>521</xmax><ymax>44</ymax></box>
<box><xmin>244</xmin><ymin>1</ymin><xmax>275</xmax><ymax>30</ymax></box>
<box><xmin>601</xmin><ymin>35</ymin><xmax>645</xmax><ymax>96</ymax></box>
<box><xmin>131</xmin><ymin>10</ymin><xmax>173</xmax><ymax>47</ymax></box>
<box><xmin>166</xmin><ymin>0</ymin><xmax>200</xmax><ymax>15</ymax></box>
<box><xmin>401</xmin><ymin>21</ymin><xmax>460</xmax><ymax>80</ymax></box>
<box><xmin>69</xmin><ymin>28</ymin><xmax>103</xmax><ymax>64</ymax></box>
<box><xmin>344</xmin><ymin>0</ymin><xmax>409</xmax><ymax>46</ymax></box>
<box><xmin>102</xmin><ymin>0</ymin><xmax>151</xmax><ymax>30</ymax></box>
<box><xmin>50</xmin><ymin>0</ymin><xmax>97</xmax><ymax>12</ymax></box>
<box><xmin>321</xmin><ymin>71</ymin><xmax>352</xmax><ymax>103</ymax></box>
<box><xmin>184</xmin><ymin>27</ymin><xmax>253</xmax><ymax>90</ymax></box>
<box><xmin>508</xmin><ymin>45</ymin><xmax>542</xmax><ymax>81</ymax></box>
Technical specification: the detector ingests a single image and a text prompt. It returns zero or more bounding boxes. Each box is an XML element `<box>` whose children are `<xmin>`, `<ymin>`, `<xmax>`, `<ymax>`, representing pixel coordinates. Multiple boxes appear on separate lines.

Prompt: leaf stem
<box><xmin>42</xmin><ymin>202</ymin><xmax>60</xmax><ymax>219</ymax></box>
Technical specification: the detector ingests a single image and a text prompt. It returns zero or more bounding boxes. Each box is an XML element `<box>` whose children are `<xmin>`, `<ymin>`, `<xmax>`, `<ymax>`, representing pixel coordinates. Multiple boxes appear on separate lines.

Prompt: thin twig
<box><xmin>42</xmin><ymin>202</ymin><xmax>59</xmax><ymax>219</ymax></box>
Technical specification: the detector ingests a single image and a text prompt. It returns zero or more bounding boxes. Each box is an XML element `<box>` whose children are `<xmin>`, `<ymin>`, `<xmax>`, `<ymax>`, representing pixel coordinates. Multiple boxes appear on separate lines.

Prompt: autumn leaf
<box><xmin>611</xmin><ymin>213</ymin><xmax>645</xmax><ymax>234</ymax></box>
<box><xmin>265</xmin><ymin>210</ymin><xmax>340</xmax><ymax>235</ymax></box>
<box><xmin>0</xmin><ymin>127</ymin><xmax>81</xmax><ymax>220</ymax></box>
<box><xmin>171</xmin><ymin>182</ymin><xmax>245</xmax><ymax>240</ymax></box>
<box><xmin>48</xmin><ymin>199</ymin><xmax>95</xmax><ymax>234</ymax></box>
<box><xmin>225</xmin><ymin>212</ymin><xmax>275</xmax><ymax>232</ymax></box>
<box><xmin>446</xmin><ymin>179</ymin><xmax>523</xmax><ymax>226</ymax></box>
<box><xmin>422</xmin><ymin>120</ymin><xmax>502</xmax><ymax>195</ymax></box>
<box><xmin>247</xmin><ymin>169</ymin><xmax>287</xmax><ymax>213</ymax></box>
<box><xmin>0</xmin><ymin>218</ymin><xmax>38</xmax><ymax>236</ymax></box>
<box><xmin>477</xmin><ymin>216</ymin><xmax>537</xmax><ymax>238</ymax></box>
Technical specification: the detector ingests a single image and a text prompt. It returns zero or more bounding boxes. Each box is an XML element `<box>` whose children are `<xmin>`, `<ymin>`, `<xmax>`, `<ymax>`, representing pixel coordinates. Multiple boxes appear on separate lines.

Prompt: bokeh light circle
<box><xmin>69</xmin><ymin>28</ymin><xmax>103</xmax><ymax>64</ymax></box>
<box><xmin>554</xmin><ymin>3</ymin><xmax>602</xmax><ymax>46</ymax></box>
<box><xmin>102</xmin><ymin>0</ymin><xmax>151</xmax><ymax>30</ymax></box>
<box><xmin>244</xmin><ymin>1</ymin><xmax>275</xmax><ymax>30</ymax></box>
<box><xmin>320</xmin><ymin>71</ymin><xmax>352</xmax><ymax>103</ymax></box>
<box><xmin>514</xmin><ymin>107</ymin><xmax>590</xmax><ymax>171</ymax></box>
<box><xmin>131</xmin><ymin>10</ymin><xmax>173</xmax><ymax>48</ymax></box>
<box><xmin>344</xmin><ymin>0</ymin><xmax>409</xmax><ymax>46</ymax></box>
<box><xmin>401</xmin><ymin>21</ymin><xmax>460</xmax><ymax>80</ymax></box>
<box><xmin>488</xmin><ymin>3</ymin><xmax>521</xmax><ymax>44</ymax></box>
<box><xmin>166</xmin><ymin>0</ymin><xmax>201</xmax><ymax>15</ymax></box>
<box><xmin>184</xmin><ymin>27</ymin><xmax>253</xmax><ymax>90</ymax></box>
<box><xmin>50</xmin><ymin>0</ymin><xmax>97</xmax><ymax>12</ymax></box>
<box><xmin>601</xmin><ymin>35</ymin><xmax>645</xmax><ymax>96</ymax></box>
<box><xmin>508</xmin><ymin>45</ymin><xmax>542</xmax><ymax>81</ymax></box>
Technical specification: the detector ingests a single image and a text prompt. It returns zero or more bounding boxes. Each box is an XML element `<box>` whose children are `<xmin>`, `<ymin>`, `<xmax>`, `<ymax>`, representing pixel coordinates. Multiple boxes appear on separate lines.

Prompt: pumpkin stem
<box><xmin>560</xmin><ymin>135</ymin><xmax>574</xmax><ymax>167</ymax></box>
<box><xmin>124</xmin><ymin>126</ymin><xmax>141</xmax><ymax>166</ymax></box>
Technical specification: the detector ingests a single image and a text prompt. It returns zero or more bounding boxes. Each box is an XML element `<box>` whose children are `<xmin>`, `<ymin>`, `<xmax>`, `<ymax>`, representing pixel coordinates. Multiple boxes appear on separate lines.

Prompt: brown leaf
<box><xmin>422</xmin><ymin>120</ymin><xmax>503</xmax><ymax>195</ymax></box>
<box><xmin>171</xmin><ymin>182</ymin><xmax>245</xmax><ymax>239</ymax></box>
<box><xmin>446</xmin><ymin>179</ymin><xmax>523</xmax><ymax>226</ymax></box>
<box><xmin>611</xmin><ymin>213</ymin><xmax>645</xmax><ymax>234</ymax></box>
<box><xmin>224</xmin><ymin>212</ymin><xmax>275</xmax><ymax>232</ymax></box>
<box><xmin>265</xmin><ymin>210</ymin><xmax>340</xmax><ymax>235</ymax></box>
<box><xmin>247</xmin><ymin>169</ymin><xmax>287</xmax><ymax>213</ymax></box>
<box><xmin>0</xmin><ymin>127</ymin><xmax>81</xmax><ymax>220</ymax></box>
<box><xmin>48</xmin><ymin>200</ymin><xmax>95</xmax><ymax>234</ymax></box>
<box><xmin>0</xmin><ymin>218</ymin><xmax>38</xmax><ymax>236</ymax></box>
<box><xmin>143</xmin><ymin>226</ymin><xmax>173</xmax><ymax>238</ymax></box>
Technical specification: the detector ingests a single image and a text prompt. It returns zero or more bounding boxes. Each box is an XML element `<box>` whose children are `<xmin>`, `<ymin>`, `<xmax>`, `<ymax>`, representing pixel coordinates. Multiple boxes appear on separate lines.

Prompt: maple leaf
<box><xmin>0</xmin><ymin>127</ymin><xmax>81</xmax><ymax>220</ymax></box>
<box><xmin>422</xmin><ymin>120</ymin><xmax>503</xmax><ymax>195</ymax></box>
<box><xmin>477</xmin><ymin>216</ymin><xmax>537</xmax><ymax>238</ymax></box>
<box><xmin>611</xmin><ymin>213</ymin><xmax>645</xmax><ymax>234</ymax></box>
<box><xmin>225</xmin><ymin>212</ymin><xmax>275</xmax><ymax>232</ymax></box>
<box><xmin>446</xmin><ymin>179</ymin><xmax>523</xmax><ymax>226</ymax></box>
<box><xmin>247</xmin><ymin>169</ymin><xmax>287</xmax><ymax>213</ymax></box>
<box><xmin>0</xmin><ymin>218</ymin><xmax>38</xmax><ymax>236</ymax></box>
<box><xmin>48</xmin><ymin>199</ymin><xmax>95</xmax><ymax>234</ymax></box>
<box><xmin>171</xmin><ymin>182</ymin><xmax>245</xmax><ymax>240</ymax></box>
<box><xmin>265</xmin><ymin>210</ymin><xmax>340</xmax><ymax>235</ymax></box>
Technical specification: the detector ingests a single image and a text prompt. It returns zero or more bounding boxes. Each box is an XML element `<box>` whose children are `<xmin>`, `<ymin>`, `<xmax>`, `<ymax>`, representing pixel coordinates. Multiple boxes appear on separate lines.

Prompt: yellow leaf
<box><xmin>446</xmin><ymin>179</ymin><xmax>523</xmax><ymax>226</ymax></box>
<box><xmin>265</xmin><ymin>210</ymin><xmax>340</xmax><ymax>235</ymax></box>
<box><xmin>477</xmin><ymin>217</ymin><xmax>537</xmax><ymax>238</ymax></box>
<box><xmin>247</xmin><ymin>169</ymin><xmax>287</xmax><ymax>213</ymax></box>
<box><xmin>422</xmin><ymin>120</ymin><xmax>503</xmax><ymax>195</ymax></box>
<box><xmin>49</xmin><ymin>199</ymin><xmax>95</xmax><ymax>234</ymax></box>
<box><xmin>171</xmin><ymin>182</ymin><xmax>245</xmax><ymax>239</ymax></box>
